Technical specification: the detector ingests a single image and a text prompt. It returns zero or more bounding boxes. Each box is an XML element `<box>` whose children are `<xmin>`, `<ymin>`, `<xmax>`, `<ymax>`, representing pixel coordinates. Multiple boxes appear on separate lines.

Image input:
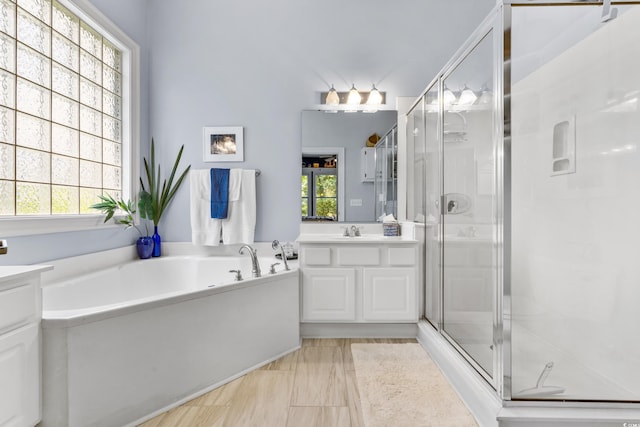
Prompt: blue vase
<box><xmin>136</xmin><ymin>236</ymin><xmax>154</xmax><ymax>259</ymax></box>
<box><xmin>152</xmin><ymin>225</ymin><xmax>161</xmax><ymax>257</ymax></box>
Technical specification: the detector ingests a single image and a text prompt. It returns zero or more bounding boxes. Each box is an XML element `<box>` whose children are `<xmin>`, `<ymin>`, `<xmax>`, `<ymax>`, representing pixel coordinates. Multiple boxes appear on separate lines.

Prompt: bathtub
<box><xmin>40</xmin><ymin>250</ymin><xmax>300</xmax><ymax>427</ymax></box>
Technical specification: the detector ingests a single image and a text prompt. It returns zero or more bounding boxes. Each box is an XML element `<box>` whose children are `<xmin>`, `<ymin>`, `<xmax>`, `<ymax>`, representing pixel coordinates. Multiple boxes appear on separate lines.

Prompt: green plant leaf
<box><xmin>139</xmin><ymin>140</ymin><xmax>191</xmax><ymax>226</ymax></box>
<box><xmin>138</xmin><ymin>190</ymin><xmax>153</xmax><ymax>220</ymax></box>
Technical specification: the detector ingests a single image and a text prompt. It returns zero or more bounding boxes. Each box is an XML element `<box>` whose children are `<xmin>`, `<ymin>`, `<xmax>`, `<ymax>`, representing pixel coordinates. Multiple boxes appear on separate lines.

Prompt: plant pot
<box><xmin>136</xmin><ymin>236</ymin><xmax>154</xmax><ymax>259</ymax></box>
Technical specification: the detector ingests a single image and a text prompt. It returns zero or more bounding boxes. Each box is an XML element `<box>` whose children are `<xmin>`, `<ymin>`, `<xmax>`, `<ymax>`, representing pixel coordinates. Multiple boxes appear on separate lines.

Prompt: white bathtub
<box><xmin>41</xmin><ymin>250</ymin><xmax>300</xmax><ymax>427</ymax></box>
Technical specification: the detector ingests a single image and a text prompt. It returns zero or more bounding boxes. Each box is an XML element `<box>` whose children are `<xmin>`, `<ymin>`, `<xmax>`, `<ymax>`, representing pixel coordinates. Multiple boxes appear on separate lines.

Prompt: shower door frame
<box><xmin>440</xmin><ymin>11</ymin><xmax>505</xmax><ymax>393</ymax></box>
<box><xmin>410</xmin><ymin>6</ymin><xmax>507</xmax><ymax>394</ymax></box>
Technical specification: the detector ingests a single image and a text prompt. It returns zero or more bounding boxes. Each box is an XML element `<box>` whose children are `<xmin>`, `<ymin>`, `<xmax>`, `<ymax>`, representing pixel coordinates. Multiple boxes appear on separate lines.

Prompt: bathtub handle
<box><xmin>229</xmin><ymin>269</ymin><xmax>243</xmax><ymax>281</ymax></box>
<box><xmin>269</xmin><ymin>263</ymin><xmax>280</xmax><ymax>274</ymax></box>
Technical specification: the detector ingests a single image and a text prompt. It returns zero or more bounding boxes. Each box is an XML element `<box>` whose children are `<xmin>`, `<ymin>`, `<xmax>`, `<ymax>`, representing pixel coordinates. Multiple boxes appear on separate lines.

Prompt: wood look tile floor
<box><xmin>139</xmin><ymin>338</ymin><xmax>416</xmax><ymax>427</ymax></box>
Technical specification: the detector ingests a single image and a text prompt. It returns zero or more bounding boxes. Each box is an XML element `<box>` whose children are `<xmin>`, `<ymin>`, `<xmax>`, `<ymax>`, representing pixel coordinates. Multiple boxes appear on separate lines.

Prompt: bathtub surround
<box><xmin>351</xmin><ymin>343</ymin><xmax>477</xmax><ymax>426</ymax></box>
<box><xmin>39</xmin><ymin>245</ymin><xmax>299</xmax><ymax>426</ymax></box>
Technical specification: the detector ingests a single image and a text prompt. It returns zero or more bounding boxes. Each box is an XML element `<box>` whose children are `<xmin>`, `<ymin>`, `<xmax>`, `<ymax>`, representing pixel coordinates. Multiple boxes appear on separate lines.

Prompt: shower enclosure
<box><xmin>408</xmin><ymin>0</ymin><xmax>640</xmax><ymax>414</ymax></box>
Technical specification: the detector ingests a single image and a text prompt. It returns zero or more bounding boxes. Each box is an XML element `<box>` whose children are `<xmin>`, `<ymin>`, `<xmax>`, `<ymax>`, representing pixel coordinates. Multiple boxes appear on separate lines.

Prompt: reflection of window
<box><xmin>301</xmin><ymin>168</ymin><xmax>337</xmax><ymax>220</ymax></box>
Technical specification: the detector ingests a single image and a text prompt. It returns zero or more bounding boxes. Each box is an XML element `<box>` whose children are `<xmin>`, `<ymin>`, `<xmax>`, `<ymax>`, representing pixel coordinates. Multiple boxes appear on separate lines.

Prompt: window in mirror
<box><xmin>302</xmin><ymin>155</ymin><xmax>337</xmax><ymax>221</ymax></box>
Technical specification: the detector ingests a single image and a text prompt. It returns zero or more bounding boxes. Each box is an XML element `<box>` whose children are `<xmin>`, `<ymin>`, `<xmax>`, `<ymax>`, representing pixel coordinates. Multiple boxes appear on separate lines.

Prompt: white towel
<box><xmin>190</xmin><ymin>169</ymin><xmax>222</xmax><ymax>245</ymax></box>
<box><xmin>222</xmin><ymin>169</ymin><xmax>256</xmax><ymax>245</ymax></box>
<box><xmin>190</xmin><ymin>169</ymin><xmax>256</xmax><ymax>246</ymax></box>
<box><xmin>228</xmin><ymin>168</ymin><xmax>242</xmax><ymax>202</ymax></box>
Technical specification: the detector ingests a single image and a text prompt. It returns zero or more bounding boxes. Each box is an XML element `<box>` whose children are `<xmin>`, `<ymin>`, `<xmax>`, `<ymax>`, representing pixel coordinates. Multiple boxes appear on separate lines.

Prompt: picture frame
<box><xmin>202</xmin><ymin>126</ymin><xmax>244</xmax><ymax>162</ymax></box>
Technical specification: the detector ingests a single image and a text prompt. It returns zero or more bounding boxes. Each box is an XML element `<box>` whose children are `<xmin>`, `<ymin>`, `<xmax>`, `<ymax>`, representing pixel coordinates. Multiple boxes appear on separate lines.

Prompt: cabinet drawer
<box><xmin>336</xmin><ymin>247</ymin><xmax>379</xmax><ymax>266</ymax></box>
<box><xmin>388</xmin><ymin>247</ymin><xmax>416</xmax><ymax>266</ymax></box>
<box><xmin>301</xmin><ymin>247</ymin><xmax>332</xmax><ymax>266</ymax></box>
<box><xmin>0</xmin><ymin>282</ymin><xmax>38</xmax><ymax>334</ymax></box>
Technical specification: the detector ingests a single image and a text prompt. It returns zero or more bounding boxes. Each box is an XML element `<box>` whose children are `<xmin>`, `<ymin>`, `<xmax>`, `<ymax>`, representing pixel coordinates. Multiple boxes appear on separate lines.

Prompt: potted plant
<box><xmin>91</xmin><ymin>194</ymin><xmax>155</xmax><ymax>259</ymax></box>
<box><xmin>139</xmin><ymin>139</ymin><xmax>191</xmax><ymax>257</ymax></box>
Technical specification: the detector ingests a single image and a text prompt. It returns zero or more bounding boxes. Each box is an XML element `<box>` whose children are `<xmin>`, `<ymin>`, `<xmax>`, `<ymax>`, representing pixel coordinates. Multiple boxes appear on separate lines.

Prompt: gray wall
<box><xmin>2</xmin><ymin>0</ymin><xmax>494</xmax><ymax>265</ymax></box>
<box><xmin>149</xmin><ymin>0</ymin><xmax>494</xmax><ymax>244</ymax></box>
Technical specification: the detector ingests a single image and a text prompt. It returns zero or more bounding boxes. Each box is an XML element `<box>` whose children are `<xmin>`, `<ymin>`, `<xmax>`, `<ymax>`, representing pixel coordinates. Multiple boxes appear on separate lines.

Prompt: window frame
<box><xmin>0</xmin><ymin>0</ymin><xmax>140</xmax><ymax>237</ymax></box>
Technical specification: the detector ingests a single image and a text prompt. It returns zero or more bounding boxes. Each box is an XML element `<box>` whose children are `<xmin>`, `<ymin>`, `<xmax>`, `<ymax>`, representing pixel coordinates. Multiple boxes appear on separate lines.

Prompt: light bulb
<box><xmin>458</xmin><ymin>84</ymin><xmax>477</xmax><ymax>106</ymax></box>
<box><xmin>443</xmin><ymin>85</ymin><xmax>456</xmax><ymax>106</ymax></box>
<box><xmin>366</xmin><ymin>84</ymin><xmax>382</xmax><ymax>105</ymax></box>
<box><xmin>347</xmin><ymin>84</ymin><xmax>362</xmax><ymax>106</ymax></box>
<box><xmin>325</xmin><ymin>85</ymin><xmax>339</xmax><ymax>106</ymax></box>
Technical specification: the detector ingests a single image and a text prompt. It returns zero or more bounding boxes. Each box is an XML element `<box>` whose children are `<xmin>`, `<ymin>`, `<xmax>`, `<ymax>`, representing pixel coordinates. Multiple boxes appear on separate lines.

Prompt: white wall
<box><xmin>511</xmin><ymin>6</ymin><xmax>640</xmax><ymax>399</ymax></box>
<box><xmin>1</xmin><ymin>0</ymin><xmax>494</xmax><ymax>265</ymax></box>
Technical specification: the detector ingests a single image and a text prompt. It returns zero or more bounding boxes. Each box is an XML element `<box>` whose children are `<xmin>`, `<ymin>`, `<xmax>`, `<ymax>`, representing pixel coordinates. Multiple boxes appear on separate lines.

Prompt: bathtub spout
<box><xmin>239</xmin><ymin>245</ymin><xmax>261</xmax><ymax>278</ymax></box>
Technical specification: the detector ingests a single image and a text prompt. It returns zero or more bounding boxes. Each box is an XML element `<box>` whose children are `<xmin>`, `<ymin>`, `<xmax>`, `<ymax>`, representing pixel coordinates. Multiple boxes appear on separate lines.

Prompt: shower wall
<box><xmin>511</xmin><ymin>5</ymin><xmax>640</xmax><ymax>400</ymax></box>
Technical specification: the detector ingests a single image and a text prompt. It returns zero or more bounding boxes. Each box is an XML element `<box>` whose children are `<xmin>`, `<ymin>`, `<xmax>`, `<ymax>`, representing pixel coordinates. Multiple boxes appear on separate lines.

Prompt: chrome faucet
<box><xmin>271</xmin><ymin>240</ymin><xmax>290</xmax><ymax>271</ymax></box>
<box><xmin>239</xmin><ymin>245</ymin><xmax>261</xmax><ymax>278</ymax></box>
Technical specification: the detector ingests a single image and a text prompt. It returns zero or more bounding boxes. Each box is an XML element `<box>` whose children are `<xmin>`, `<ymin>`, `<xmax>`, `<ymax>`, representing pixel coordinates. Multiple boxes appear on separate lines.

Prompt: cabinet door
<box><xmin>361</xmin><ymin>148</ymin><xmax>375</xmax><ymax>182</ymax></box>
<box><xmin>363</xmin><ymin>268</ymin><xmax>417</xmax><ymax>321</ymax></box>
<box><xmin>0</xmin><ymin>323</ymin><xmax>40</xmax><ymax>427</ymax></box>
<box><xmin>302</xmin><ymin>268</ymin><xmax>356</xmax><ymax>321</ymax></box>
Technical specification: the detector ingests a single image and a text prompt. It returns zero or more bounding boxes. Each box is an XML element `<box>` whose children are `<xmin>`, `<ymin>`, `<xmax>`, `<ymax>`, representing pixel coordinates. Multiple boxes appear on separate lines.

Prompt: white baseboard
<box><xmin>301</xmin><ymin>322</ymin><xmax>417</xmax><ymax>338</ymax></box>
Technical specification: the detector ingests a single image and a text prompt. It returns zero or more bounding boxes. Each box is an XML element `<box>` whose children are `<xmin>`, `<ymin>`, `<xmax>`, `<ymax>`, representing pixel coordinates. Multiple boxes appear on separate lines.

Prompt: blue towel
<box><xmin>210</xmin><ymin>168</ymin><xmax>230</xmax><ymax>219</ymax></box>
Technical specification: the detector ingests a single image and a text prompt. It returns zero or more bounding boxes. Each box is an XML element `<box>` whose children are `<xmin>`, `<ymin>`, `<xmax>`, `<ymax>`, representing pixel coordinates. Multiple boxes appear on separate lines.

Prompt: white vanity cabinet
<box><xmin>0</xmin><ymin>266</ymin><xmax>52</xmax><ymax>427</ymax></box>
<box><xmin>298</xmin><ymin>237</ymin><xmax>418</xmax><ymax>323</ymax></box>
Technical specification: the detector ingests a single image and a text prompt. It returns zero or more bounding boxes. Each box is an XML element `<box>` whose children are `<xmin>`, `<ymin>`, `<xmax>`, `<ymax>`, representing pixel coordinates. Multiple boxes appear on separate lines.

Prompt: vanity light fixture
<box><xmin>319</xmin><ymin>85</ymin><xmax>386</xmax><ymax>111</ymax></box>
<box><xmin>457</xmin><ymin>84</ymin><xmax>478</xmax><ymax>106</ymax></box>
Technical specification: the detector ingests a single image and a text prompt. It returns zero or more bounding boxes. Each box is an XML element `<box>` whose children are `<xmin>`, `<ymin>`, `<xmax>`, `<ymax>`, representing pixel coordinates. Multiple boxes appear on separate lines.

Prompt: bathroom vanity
<box><xmin>0</xmin><ymin>265</ymin><xmax>52</xmax><ymax>427</ymax></box>
<box><xmin>297</xmin><ymin>232</ymin><xmax>418</xmax><ymax>324</ymax></box>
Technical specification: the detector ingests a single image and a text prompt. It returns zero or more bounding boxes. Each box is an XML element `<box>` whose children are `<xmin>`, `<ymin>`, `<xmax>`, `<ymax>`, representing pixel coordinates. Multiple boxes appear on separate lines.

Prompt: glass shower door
<box><xmin>441</xmin><ymin>30</ymin><xmax>497</xmax><ymax>380</ymax></box>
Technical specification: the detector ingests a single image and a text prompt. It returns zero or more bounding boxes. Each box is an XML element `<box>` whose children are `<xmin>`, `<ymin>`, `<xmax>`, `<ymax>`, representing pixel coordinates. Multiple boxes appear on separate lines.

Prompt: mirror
<box><xmin>301</xmin><ymin>110</ymin><xmax>397</xmax><ymax>222</ymax></box>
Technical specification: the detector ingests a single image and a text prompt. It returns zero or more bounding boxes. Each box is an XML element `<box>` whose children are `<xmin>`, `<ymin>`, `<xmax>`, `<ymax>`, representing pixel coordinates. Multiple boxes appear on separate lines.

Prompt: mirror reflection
<box><xmin>301</xmin><ymin>110</ymin><xmax>396</xmax><ymax>222</ymax></box>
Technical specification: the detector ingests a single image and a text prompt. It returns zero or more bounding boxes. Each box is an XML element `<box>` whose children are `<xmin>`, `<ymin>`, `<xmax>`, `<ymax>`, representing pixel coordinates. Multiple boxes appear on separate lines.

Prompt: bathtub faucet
<box><xmin>239</xmin><ymin>245</ymin><xmax>261</xmax><ymax>278</ymax></box>
<box><xmin>271</xmin><ymin>240</ymin><xmax>290</xmax><ymax>271</ymax></box>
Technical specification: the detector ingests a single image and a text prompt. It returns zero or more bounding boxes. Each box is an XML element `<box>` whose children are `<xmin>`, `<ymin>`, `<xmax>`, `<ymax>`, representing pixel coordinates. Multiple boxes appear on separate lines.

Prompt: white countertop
<box><xmin>0</xmin><ymin>265</ymin><xmax>53</xmax><ymax>286</ymax></box>
<box><xmin>296</xmin><ymin>234</ymin><xmax>418</xmax><ymax>244</ymax></box>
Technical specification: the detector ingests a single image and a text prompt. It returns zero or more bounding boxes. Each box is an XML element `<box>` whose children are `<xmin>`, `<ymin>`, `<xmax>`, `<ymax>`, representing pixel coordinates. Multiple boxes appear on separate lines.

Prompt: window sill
<box><xmin>0</xmin><ymin>215</ymin><xmax>119</xmax><ymax>238</ymax></box>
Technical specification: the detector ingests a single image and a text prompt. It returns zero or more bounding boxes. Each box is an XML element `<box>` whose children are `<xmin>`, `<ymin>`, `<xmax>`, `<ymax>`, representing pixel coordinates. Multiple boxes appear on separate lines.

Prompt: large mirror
<box><xmin>301</xmin><ymin>110</ymin><xmax>397</xmax><ymax>222</ymax></box>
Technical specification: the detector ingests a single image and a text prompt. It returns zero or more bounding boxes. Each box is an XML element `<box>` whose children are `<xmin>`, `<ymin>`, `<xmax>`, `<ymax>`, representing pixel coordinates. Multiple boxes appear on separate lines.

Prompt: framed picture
<box><xmin>203</xmin><ymin>126</ymin><xmax>244</xmax><ymax>162</ymax></box>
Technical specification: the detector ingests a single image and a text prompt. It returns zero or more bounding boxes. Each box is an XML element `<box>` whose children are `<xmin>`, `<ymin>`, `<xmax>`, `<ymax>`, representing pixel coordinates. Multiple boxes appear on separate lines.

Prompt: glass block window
<box><xmin>0</xmin><ymin>0</ymin><xmax>123</xmax><ymax>216</ymax></box>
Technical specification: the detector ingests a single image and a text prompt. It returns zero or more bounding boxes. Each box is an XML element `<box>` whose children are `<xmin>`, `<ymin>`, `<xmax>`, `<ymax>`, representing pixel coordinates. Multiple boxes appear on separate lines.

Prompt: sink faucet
<box><xmin>239</xmin><ymin>245</ymin><xmax>261</xmax><ymax>278</ymax></box>
<box><xmin>351</xmin><ymin>225</ymin><xmax>361</xmax><ymax>237</ymax></box>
